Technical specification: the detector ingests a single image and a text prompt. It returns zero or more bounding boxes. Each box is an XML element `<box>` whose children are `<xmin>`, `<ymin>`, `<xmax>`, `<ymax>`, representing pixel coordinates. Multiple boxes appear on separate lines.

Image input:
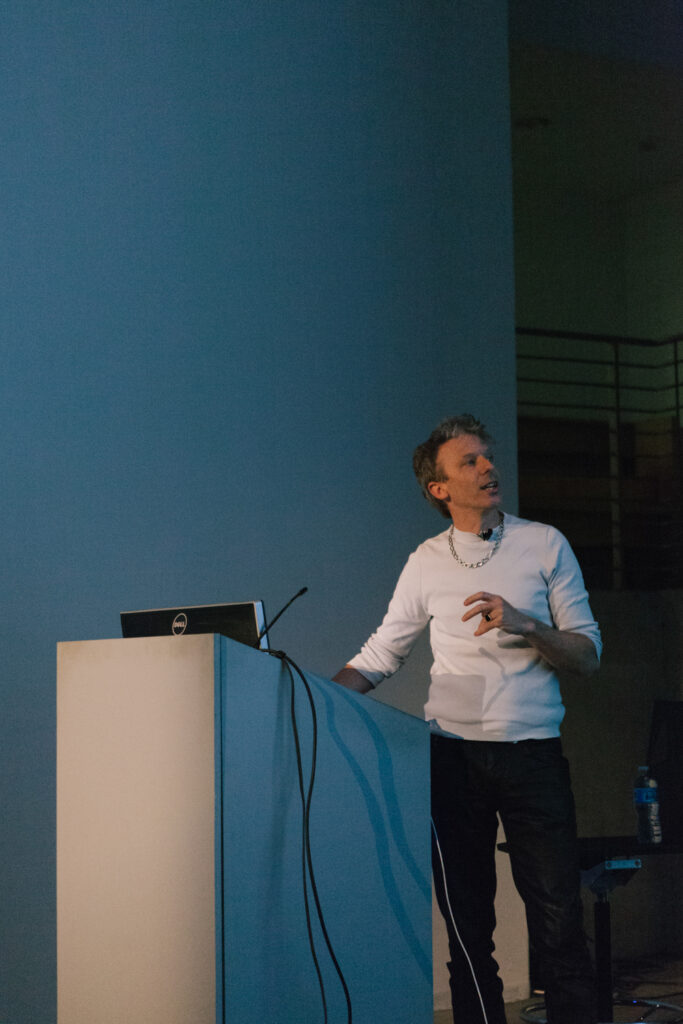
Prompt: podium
<box><xmin>57</xmin><ymin>635</ymin><xmax>432</xmax><ymax>1024</ymax></box>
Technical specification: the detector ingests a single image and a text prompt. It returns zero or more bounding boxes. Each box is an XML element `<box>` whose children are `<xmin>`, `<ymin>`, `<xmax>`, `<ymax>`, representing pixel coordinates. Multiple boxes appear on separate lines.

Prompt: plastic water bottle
<box><xmin>633</xmin><ymin>766</ymin><xmax>662</xmax><ymax>844</ymax></box>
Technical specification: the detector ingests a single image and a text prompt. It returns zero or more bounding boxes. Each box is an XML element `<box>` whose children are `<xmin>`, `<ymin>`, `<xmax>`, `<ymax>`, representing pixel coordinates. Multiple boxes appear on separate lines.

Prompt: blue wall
<box><xmin>0</xmin><ymin>3</ymin><xmax>516</xmax><ymax>1020</ymax></box>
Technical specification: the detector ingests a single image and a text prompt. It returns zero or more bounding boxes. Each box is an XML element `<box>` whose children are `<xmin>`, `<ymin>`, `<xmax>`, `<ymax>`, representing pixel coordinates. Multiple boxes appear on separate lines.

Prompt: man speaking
<box><xmin>333</xmin><ymin>414</ymin><xmax>600</xmax><ymax>1024</ymax></box>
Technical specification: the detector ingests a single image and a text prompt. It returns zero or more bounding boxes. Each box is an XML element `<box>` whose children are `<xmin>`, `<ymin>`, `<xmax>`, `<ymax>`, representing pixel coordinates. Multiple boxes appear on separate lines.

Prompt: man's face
<box><xmin>427</xmin><ymin>434</ymin><xmax>501</xmax><ymax>518</ymax></box>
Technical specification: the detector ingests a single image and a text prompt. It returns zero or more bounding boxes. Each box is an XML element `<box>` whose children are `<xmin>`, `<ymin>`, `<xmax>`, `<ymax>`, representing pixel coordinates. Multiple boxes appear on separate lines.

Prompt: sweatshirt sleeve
<box><xmin>545</xmin><ymin>527</ymin><xmax>602</xmax><ymax>661</ymax></box>
<box><xmin>347</xmin><ymin>548</ymin><xmax>431</xmax><ymax>686</ymax></box>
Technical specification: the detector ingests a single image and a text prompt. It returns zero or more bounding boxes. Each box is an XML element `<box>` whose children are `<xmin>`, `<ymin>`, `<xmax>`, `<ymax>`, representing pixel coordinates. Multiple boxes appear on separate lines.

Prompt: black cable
<box><xmin>286</xmin><ymin>654</ymin><xmax>353</xmax><ymax>1024</ymax></box>
<box><xmin>282</xmin><ymin>653</ymin><xmax>328</xmax><ymax>1023</ymax></box>
<box><xmin>267</xmin><ymin>648</ymin><xmax>353</xmax><ymax>1024</ymax></box>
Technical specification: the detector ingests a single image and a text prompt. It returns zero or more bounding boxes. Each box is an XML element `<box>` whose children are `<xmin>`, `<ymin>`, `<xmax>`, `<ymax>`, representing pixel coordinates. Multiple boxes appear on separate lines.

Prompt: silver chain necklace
<box><xmin>448</xmin><ymin>517</ymin><xmax>505</xmax><ymax>569</ymax></box>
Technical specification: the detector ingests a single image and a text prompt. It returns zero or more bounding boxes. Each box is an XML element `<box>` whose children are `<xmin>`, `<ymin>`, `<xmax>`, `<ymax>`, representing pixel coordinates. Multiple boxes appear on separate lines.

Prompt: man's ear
<box><xmin>427</xmin><ymin>480</ymin><xmax>449</xmax><ymax>503</ymax></box>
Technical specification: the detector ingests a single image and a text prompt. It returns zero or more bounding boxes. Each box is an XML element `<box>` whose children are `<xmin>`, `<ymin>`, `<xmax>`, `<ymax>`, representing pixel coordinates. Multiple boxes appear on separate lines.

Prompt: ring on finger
<box><xmin>484</xmin><ymin>612</ymin><xmax>492</xmax><ymax>622</ymax></box>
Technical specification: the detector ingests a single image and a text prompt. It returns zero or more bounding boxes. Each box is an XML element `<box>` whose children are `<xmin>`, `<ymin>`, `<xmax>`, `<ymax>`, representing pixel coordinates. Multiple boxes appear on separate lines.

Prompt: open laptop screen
<box><xmin>121</xmin><ymin>601</ymin><xmax>268</xmax><ymax>649</ymax></box>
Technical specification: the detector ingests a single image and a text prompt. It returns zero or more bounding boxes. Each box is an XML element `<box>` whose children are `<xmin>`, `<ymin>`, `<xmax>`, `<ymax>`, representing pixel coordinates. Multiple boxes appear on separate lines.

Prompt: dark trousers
<box><xmin>431</xmin><ymin>734</ymin><xmax>597</xmax><ymax>1024</ymax></box>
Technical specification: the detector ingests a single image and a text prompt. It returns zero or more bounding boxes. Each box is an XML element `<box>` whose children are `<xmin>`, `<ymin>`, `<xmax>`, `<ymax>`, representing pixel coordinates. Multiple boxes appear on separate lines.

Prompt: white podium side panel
<box><xmin>57</xmin><ymin>636</ymin><xmax>219</xmax><ymax>1024</ymax></box>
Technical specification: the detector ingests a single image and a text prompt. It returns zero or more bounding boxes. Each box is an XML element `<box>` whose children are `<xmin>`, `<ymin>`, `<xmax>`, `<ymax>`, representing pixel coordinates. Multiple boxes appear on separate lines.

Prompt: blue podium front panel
<box><xmin>217</xmin><ymin>637</ymin><xmax>432</xmax><ymax>1024</ymax></box>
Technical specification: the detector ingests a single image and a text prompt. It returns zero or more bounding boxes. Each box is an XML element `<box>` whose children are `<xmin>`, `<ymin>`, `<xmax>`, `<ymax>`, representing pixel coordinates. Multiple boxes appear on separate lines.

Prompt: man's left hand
<box><xmin>462</xmin><ymin>591</ymin><xmax>599</xmax><ymax>676</ymax></box>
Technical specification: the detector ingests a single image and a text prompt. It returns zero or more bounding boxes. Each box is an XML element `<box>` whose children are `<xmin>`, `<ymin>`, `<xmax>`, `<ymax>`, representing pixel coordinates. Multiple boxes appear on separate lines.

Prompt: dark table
<box><xmin>498</xmin><ymin>836</ymin><xmax>683</xmax><ymax>1021</ymax></box>
<box><xmin>578</xmin><ymin>836</ymin><xmax>683</xmax><ymax>1021</ymax></box>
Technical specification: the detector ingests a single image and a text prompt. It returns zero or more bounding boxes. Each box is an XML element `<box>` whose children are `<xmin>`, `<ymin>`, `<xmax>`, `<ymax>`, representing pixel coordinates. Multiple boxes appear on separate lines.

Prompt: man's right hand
<box><xmin>332</xmin><ymin>666</ymin><xmax>374</xmax><ymax>693</ymax></box>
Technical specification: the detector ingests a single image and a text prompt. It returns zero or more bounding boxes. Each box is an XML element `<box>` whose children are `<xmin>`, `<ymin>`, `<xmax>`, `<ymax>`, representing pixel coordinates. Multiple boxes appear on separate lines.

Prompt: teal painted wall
<box><xmin>0</xmin><ymin>3</ymin><xmax>516</xmax><ymax>1020</ymax></box>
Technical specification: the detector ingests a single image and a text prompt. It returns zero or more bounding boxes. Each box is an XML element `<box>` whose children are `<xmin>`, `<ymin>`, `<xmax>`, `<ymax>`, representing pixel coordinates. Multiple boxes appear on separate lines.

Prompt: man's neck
<box><xmin>450</xmin><ymin>508</ymin><xmax>501</xmax><ymax>536</ymax></box>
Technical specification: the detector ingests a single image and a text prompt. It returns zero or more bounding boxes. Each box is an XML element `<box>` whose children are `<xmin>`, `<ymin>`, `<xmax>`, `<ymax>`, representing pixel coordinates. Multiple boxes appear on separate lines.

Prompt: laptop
<box><xmin>120</xmin><ymin>601</ymin><xmax>269</xmax><ymax>649</ymax></box>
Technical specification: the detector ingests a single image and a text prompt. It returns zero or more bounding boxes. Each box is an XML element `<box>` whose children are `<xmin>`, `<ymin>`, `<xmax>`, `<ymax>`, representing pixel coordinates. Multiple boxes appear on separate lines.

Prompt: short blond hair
<box><xmin>412</xmin><ymin>414</ymin><xmax>493</xmax><ymax>518</ymax></box>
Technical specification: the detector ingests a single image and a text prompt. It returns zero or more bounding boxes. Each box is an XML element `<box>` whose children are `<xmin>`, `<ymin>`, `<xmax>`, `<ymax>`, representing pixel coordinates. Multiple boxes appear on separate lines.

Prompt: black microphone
<box><xmin>480</xmin><ymin>528</ymin><xmax>493</xmax><ymax>541</ymax></box>
<box><xmin>256</xmin><ymin>587</ymin><xmax>308</xmax><ymax>646</ymax></box>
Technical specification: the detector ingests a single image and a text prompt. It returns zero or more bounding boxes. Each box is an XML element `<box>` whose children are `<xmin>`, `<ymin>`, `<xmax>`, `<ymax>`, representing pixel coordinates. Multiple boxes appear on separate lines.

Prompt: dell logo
<box><xmin>172</xmin><ymin>612</ymin><xmax>188</xmax><ymax>635</ymax></box>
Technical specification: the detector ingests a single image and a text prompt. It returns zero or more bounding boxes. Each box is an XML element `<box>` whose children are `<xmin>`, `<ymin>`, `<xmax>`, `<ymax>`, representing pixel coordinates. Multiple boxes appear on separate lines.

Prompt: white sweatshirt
<box><xmin>348</xmin><ymin>514</ymin><xmax>601</xmax><ymax>742</ymax></box>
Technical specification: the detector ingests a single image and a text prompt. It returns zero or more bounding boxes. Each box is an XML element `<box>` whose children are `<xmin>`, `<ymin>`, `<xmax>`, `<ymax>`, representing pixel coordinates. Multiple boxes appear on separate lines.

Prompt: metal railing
<box><xmin>516</xmin><ymin>328</ymin><xmax>683</xmax><ymax>590</ymax></box>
